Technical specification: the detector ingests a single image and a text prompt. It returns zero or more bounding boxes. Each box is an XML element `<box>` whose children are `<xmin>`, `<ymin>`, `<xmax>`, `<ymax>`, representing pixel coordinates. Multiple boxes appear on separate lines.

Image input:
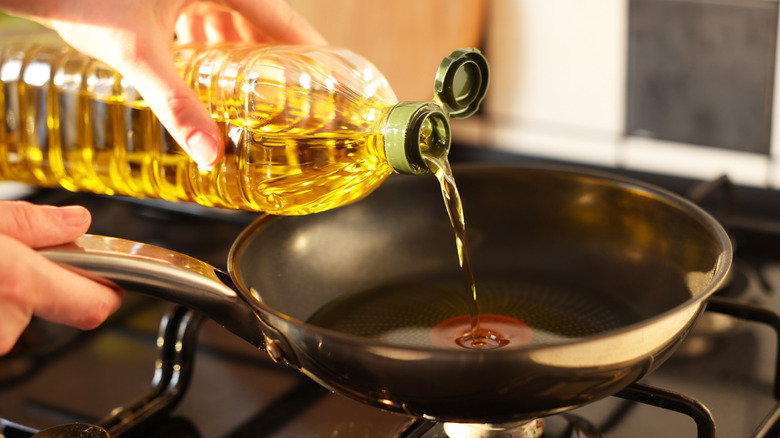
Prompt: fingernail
<box><xmin>186</xmin><ymin>130</ymin><xmax>220</xmax><ymax>168</ymax></box>
<box><xmin>56</xmin><ymin>206</ymin><xmax>90</xmax><ymax>228</ymax></box>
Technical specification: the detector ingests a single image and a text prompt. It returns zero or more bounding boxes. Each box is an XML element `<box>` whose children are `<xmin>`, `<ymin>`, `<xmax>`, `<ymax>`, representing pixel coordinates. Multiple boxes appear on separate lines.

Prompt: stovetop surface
<box><xmin>2</xmin><ymin>147</ymin><xmax>780</xmax><ymax>437</ymax></box>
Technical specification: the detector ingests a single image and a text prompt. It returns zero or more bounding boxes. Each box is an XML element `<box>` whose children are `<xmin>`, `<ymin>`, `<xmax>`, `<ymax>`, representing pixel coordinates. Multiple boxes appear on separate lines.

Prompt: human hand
<box><xmin>0</xmin><ymin>201</ymin><xmax>124</xmax><ymax>355</ymax></box>
<box><xmin>1</xmin><ymin>0</ymin><xmax>325</xmax><ymax>167</ymax></box>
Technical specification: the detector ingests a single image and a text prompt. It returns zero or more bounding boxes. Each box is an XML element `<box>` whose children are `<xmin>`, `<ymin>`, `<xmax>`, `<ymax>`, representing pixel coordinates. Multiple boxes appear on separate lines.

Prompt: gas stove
<box><xmin>2</xmin><ymin>146</ymin><xmax>780</xmax><ymax>437</ymax></box>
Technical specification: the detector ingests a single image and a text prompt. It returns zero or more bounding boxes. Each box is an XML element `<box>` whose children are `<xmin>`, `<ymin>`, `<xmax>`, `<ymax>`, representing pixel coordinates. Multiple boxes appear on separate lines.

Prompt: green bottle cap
<box><xmin>384</xmin><ymin>48</ymin><xmax>489</xmax><ymax>175</ymax></box>
<box><xmin>434</xmin><ymin>48</ymin><xmax>489</xmax><ymax>119</ymax></box>
<box><xmin>385</xmin><ymin>102</ymin><xmax>450</xmax><ymax>175</ymax></box>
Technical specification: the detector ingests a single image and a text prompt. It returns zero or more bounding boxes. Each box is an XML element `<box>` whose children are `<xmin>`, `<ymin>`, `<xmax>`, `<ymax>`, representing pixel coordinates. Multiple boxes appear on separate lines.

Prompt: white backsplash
<box><xmin>457</xmin><ymin>0</ymin><xmax>780</xmax><ymax>188</ymax></box>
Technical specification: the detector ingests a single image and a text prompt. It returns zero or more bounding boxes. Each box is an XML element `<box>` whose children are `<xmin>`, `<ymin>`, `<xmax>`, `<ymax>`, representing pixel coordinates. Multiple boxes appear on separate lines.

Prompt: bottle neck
<box><xmin>383</xmin><ymin>102</ymin><xmax>451</xmax><ymax>175</ymax></box>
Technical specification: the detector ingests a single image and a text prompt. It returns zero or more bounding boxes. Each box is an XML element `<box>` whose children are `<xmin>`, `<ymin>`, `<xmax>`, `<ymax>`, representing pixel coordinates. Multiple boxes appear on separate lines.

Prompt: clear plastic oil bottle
<box><xmin>0</xmin><ymin>38</ymin><xmax>488</xmax><ymax>214</ymax></box>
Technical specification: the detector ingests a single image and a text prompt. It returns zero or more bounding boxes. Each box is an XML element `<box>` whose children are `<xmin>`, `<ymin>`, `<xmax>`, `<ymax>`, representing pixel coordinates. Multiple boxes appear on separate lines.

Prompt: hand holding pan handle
<box><xmin>39</xmin><ymin>234</ymin><xmax>267</xmax><ymax>350</ymax></box>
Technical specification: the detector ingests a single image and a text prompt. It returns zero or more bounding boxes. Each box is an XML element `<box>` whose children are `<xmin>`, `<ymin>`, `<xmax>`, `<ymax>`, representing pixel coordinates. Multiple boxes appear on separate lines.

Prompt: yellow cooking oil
<box><xmin>0</xmin><ymin>41</ymin><xmax>487</xmax><ymax>215</ymax></box>
<box><xmin>78</xmin><ymin>96</ymin><xmax>393</xmax><ymax>214</ymax></box>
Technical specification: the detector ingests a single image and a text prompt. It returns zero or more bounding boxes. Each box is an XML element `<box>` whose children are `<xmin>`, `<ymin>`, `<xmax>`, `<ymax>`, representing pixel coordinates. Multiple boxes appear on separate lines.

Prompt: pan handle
<box><xmin>39</xmin><ymin>234</ymin><xmax>266</xmax><ymax>349</ymax></box>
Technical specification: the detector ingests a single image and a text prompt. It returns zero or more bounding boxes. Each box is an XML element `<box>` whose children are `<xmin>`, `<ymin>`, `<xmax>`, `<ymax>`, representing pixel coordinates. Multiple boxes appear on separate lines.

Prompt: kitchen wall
<box><xmin>455</xmin><ymin>0</ymin><xmax>780</xmax><ymax>188</ymax></box>
<box><xmin>287</xmin><ymin>0</ymin><xmax>486</xmax><ymax>102</ymax></box>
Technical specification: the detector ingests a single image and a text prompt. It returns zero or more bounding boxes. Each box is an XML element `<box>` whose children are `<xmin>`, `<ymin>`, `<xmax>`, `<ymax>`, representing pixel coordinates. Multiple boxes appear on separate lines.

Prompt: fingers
<box><xmin>117</xmin><ymin>46</ymin><xmax>224</xmax><ymax>167</ymax></box>
<box><xmin>0</xmin><ymin>234</ymin><xmax>123</xmax><ymax>355</ymax></box>
<box><xmin>0</xmin><ymin>201</ymin><xmax>91</xmax><ymax>248</ymax></box>
<box><xmin>144</xmin><ymin>0</ymin><xmax>327</xmax><ymax>166</ymax></box>
<box><xmin>177</xmin><ymin>3</ymin><xmax>243</xmax><ymax>43</ymax></box>
<box><xmin>38</xmin><ymin>3</ymin><xmax>226</xmax><ymax>168</ymax></box>
<box><xmin>230</xmin><ymin>14</ymin><xmax>273</xmax><ymax>43</ymax></box>
<box><xmin>0</xmin><ymin>200</ymin><xmax>124</xmax><ymax>355</ymax></box>
<box><xmin>176</xmin><ymin>1</ymin><xmax>324</xmax><ymax>45</ymax></box>
<box><xmin>201</xmin><ymin>11</ymin><xmax>244</xmax><ymax>43</ymax></box>
<box><xmin>147</xmin><ymin>0</ymin><xmax>327</xmax><ymax>167</ymax></box>
<box><xmin>175</xmin><ymin>7</ymin><xmax>207</xmax><ymax>43</ymax></box>
<box><xmin>8</xmin><ymin>0</ymin><xmax>326</xmax><ymax>168</ymax></box>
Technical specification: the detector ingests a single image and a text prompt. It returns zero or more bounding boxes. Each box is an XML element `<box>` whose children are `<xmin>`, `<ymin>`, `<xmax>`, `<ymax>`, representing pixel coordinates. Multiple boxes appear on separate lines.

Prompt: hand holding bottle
<box><xmin>0</xmin><ymin>201</ymin><xmax>123</xmax><ymax>355</ymax></box>
<box><xmin>0</xmin><ymin>0</ymin><xmax>326</xmax><ymax>167</ymax></box>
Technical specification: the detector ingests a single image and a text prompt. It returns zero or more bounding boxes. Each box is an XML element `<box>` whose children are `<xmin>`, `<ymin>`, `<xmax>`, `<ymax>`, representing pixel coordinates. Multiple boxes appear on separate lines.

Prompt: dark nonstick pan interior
<box><xmin>229</xmin><ymin>163</ymin><xmax>731</xmax><ymax>422</ymax></box>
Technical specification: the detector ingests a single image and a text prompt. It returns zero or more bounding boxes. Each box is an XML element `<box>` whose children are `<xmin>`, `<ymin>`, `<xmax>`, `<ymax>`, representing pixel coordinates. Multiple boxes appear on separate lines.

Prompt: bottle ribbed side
<box><xmin>0</xmin><ymin>41</ymin><xmax>399</xmax><ymax>214</ymax></box>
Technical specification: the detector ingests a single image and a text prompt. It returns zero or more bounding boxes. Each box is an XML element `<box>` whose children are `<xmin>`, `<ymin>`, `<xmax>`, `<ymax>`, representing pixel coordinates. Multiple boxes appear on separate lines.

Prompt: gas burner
<box><xmin>441</xmin><ymin>420</ymin><xmax>544</xmax><ymax>438</ymax></box>
<box><xmin>397</xmin><ymin>415</ymin><xmax>602</xmax><ymax>438</ymax></box>
<box><xmin>440</xmin><ymin>419</ymin><xmax>561</xmax><ymax>438</ymax></box>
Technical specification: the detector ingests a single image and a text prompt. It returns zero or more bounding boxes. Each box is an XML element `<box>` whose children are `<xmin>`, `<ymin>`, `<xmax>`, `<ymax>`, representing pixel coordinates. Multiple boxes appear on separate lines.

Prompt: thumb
<box><xmin>119</xmin><ymin>49</ymin><xmax>224</xmax><ymax>168</ymax></box>
<box><xmin>0</xmin><ymin>202</ymin><xmax>91</xmax><ymax>248</ymax></box>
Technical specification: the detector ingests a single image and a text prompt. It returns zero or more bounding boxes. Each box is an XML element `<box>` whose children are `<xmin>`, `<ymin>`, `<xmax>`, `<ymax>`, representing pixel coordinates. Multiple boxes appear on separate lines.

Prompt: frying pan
<box><xmin>40</xmin><ymin>164</ymin><xmax>731</xmax><ymax>424</ymax></box>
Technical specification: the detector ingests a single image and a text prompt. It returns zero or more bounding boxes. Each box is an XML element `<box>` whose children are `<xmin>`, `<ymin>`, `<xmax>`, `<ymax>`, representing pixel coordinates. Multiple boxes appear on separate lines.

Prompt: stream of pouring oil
<box><xmin>423</xmin><ymin>154</ymin><xmax>514</xmax><ymax>350</ymax></box>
